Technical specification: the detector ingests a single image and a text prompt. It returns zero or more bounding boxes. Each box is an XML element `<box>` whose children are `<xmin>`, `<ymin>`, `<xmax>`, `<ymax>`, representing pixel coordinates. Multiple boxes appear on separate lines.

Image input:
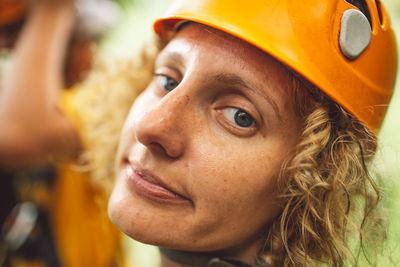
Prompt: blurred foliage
<box><xmin>113</xmin><ymin>0</ymin><xmax>134</xmax><ymax>10</ymax></box>
<box><xmin>99</xmin><ymin>0</ymin><xmax>171</xmax><ymax>60</ymax></box>
<box><xmin>376</xmin><ymin>0</ymin><xmax>400</xmax><ymax>265</ymax></box>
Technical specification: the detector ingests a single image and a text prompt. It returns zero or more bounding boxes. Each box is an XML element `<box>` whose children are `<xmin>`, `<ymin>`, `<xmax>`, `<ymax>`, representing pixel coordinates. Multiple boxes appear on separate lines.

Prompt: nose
<box><xmin>134</xmin><ymin>91</ymin><xmax>189</xmax><ymax>158</ymax></box>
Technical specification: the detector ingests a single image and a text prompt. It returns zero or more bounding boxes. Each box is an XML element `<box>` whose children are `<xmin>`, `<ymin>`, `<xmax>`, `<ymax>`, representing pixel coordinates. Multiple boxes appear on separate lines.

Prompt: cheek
<box><xmin>108</xmin><ymin>177</ymin><xmax>132</xmax><ymax>233</ymax></box>
<box><xmin>186</xmin><ymin>137</ymin><xmax>288</xmax><ymax>230</ymax></box>
<box><xmin>181</xmin><ymin>155</ymin><xmax>283</xmax><ymax>250</ymax></box>
<box><xmin>191</xmin><ymin>137</ymin><xmax>285</xmax><ymax>198</ymax></box>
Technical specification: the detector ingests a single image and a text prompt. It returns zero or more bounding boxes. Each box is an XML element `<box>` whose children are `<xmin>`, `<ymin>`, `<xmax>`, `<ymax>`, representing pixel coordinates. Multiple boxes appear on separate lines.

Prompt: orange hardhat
<box><xmin>154</xmin><ymin>0</ymin><xmax>398</xmax><ymax>132</ymax></box>
<box><xmin>0</xmin><ymin>0</ymin><xmax>27</xmax><ymax>27</ymax></box>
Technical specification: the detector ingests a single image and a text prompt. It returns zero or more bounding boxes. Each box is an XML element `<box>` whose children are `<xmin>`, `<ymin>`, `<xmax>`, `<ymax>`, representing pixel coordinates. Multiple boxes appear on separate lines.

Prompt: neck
<box><xmin>160</xmin><ymin>248</ymin><xmax>217</xmax><ymax>267</ymax></box>
<box><xmin>159</xmin><ymin>247</ymin><xmax>256</xmax><ymax>267</ymax></box>
<box><xmin>160</xmin><ymin>252</ymin><xmax>196</xmax><ymax>267</ymax></box>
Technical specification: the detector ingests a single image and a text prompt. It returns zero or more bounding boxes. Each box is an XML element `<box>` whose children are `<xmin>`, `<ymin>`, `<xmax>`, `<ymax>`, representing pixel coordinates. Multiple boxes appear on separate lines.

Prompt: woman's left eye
<box><xmin>223</xmin><ymin>107</ymin><xmax>255</xmax><ymax>128</ymax></box>
<box><xmin>155</xmin><ymin>74</ymin><xmax>179</xmax><ymax>91</ymax></box>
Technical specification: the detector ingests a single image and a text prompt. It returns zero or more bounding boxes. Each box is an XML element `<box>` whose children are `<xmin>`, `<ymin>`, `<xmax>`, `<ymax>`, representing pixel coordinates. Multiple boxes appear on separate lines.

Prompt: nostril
<box><xmin>148</xmin><ymin>142</ymin><xmax>168</xmax><ymax>155</ymax></box>
<box><xmin>145</xmin><ymin>141</ymin><xmax>184</xmax><ymax>159</ymax></box>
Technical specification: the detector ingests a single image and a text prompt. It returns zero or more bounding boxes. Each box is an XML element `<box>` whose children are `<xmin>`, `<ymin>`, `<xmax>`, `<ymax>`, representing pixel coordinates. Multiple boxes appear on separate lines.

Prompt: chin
<box><xmin>107</xmin><ymin>172</ymin><xmax>195</xmax><ymax>249</ymax></box>
<box><xmin>109</xmin><ymin>199</ymin><xmax>259</xmax><ymax>256</ymax></box>
<box><xmin>107</xmin><ymin>184</ymin><xmax>186</xmax><ymax>249</ymax></box>
<box><xmin>107</xmin><ymin>174</ymin><xmax>268</xmax><ymax>255</ymax></box>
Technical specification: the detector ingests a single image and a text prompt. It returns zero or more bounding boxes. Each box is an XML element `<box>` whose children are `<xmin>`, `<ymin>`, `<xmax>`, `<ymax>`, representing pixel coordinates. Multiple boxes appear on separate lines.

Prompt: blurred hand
<box><xmin>30</xmin><ymin>0</ymin><xmax>76</xmax><ymax>5</ymax></box>
<box><xmin>28</xmin><ymin>0</ymin><xmax>76</xmax><ymax>14</ymax></box>
<box><xmin>0</xmin><ymin>0</ymin><xmax>82</xmax><ymax>169</ymax></box>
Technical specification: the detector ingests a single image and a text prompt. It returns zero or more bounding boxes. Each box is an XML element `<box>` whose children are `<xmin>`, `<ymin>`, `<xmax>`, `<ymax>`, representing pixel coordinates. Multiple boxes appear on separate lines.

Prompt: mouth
<box><xmin>125</xmin><ymin>165</ymin><xmax>191</xmax><ymax>205</ymax></box>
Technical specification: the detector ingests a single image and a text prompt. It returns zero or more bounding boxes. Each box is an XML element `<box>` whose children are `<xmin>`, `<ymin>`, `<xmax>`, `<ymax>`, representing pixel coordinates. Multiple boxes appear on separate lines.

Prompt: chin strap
<box><xmin>159</xmin><ymin>247</ymin><xmax>269</xmax><ymax>267</ymax></box>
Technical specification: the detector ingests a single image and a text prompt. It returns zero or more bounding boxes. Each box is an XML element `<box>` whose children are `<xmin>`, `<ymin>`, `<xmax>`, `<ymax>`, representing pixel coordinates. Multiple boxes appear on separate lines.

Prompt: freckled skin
<box><xmin>108</xmin><ymin>24</ymin><xmax>302</xmax><ymax>262</ymax></box>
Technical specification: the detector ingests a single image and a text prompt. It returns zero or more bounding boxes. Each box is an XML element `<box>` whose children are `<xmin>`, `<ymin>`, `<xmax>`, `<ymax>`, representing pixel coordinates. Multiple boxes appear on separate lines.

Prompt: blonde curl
<box><xmin>261</xmin><ymin>78</ymin><xmax>383</xmax><ymax>266</ymax></box>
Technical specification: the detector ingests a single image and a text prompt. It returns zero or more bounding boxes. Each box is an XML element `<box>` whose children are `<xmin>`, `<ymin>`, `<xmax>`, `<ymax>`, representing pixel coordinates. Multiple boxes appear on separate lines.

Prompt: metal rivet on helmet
<box><xmin>339</xmin><ymin>9</ymin><xmax>372</xmax><ymax>60</ymax></box>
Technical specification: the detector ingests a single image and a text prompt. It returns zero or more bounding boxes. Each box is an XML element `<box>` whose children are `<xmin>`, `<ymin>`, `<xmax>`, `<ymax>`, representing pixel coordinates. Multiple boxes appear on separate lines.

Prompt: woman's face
<box><xmin>109</xmin><ymin>24</ymin><xmax>302</xmax><ymax>259</ymax></box>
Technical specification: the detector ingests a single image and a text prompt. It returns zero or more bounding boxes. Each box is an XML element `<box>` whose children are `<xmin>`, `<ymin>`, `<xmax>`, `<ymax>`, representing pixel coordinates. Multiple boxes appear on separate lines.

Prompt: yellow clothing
<box><xmin>51</xmin><ymin>164</ymin><xmax>122</xmax><ymax>267</ymax></box>
<box><xmin>50</xmin><ymin>89</ymin><xmax>123</xmax><ymax>267</ymax></box>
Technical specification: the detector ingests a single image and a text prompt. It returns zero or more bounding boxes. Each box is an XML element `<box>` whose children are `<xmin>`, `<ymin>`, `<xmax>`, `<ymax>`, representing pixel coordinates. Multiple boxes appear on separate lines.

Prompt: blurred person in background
<box><xmin>0</xmin><ymin>0</ymin><xmax>124</xmax><ymax>266</ymax></box>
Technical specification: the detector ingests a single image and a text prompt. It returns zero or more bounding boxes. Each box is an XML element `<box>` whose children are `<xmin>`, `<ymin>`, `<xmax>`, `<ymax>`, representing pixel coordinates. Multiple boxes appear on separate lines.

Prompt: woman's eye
<box><xmin>223</xmin><ymin>107</ymin><xmax>255</xmax><ymax>128</ymax></box>
<box><xmin>155</xmin><ymin>74</ymin><xmax>178</xmax><ymax>91</ymax></box>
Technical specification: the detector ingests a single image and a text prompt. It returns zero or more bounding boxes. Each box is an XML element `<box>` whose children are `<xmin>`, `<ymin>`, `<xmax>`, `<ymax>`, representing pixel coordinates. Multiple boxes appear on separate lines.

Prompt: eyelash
<box><xmin>154</xmin><ymin>73</ymin><xmax>179</xmax><ymax>92</ymax></box>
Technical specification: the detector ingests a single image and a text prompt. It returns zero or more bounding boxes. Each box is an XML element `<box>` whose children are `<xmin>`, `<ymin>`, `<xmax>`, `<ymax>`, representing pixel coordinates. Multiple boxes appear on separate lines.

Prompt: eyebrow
<box><xmin>214</xmin><ymin>73</ymin><xmax>283</xmax><ymax>121</ymax></box>
<box><xmin>157</xmin><ymin>51</ymin><xmax>186</xmax><ymax>69</ymax></box>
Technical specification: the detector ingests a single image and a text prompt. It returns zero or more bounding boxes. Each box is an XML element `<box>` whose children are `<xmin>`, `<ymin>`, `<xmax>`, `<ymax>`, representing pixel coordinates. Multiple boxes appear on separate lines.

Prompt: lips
<box><xmin>125</xmin><ymin>165</ymin><xmax>191</xmax><ymax>205</ymax></box>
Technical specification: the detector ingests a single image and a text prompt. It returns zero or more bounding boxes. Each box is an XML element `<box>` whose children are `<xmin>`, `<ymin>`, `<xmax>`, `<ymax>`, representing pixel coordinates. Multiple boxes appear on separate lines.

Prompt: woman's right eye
<box><xmin>155</xmin><ymin>74</ymin><xmax>179</xmax><ymax>91</ymax></box>
<box><xmin>223</xmin><ymin>107</ymin><xmax>255</xmax><ymax>128</ymax></box>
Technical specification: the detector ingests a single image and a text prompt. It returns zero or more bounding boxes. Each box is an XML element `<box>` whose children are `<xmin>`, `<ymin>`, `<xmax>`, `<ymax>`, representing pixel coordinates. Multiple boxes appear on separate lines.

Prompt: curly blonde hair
<box><xmin>68</xmin><ymin>41</ymin><xmax>158</xmax><ymax>194</ymax></box>
<box><xmin>72</xmin><ymin>39</ymin><xmax>384</xmax><ymax>266</ymax></box>
<box><xmin>261</xmin><ymin>76</ymin><xmax>383</xmax><ymax>266</ymax></box>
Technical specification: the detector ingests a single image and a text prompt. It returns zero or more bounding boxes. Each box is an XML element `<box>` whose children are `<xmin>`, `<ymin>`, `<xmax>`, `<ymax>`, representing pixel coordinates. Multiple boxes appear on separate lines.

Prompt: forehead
<box><xmin>168</xmin><ymin>23</ymin><xmax>283</xmax><ymax>68</ymax></box>
<box><xmin>176</xmin><ymin>23</ymin><xmax>261</xmax><ymax>53</ymax></box>
<box><xmin>161</xmin><ymin>23</ymin><xmax>293</xmax><ymax>89</ymax></box>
